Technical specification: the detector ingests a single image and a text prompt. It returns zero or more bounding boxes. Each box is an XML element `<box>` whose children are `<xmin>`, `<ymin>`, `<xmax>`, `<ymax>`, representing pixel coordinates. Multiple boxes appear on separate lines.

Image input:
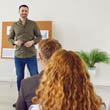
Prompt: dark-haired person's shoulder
<box><xmin>28</xmin><ymin>19</ymin><xmax>36</xmax><ymax>24</ymax></box>
<box><xmin>11</xmin><ymin>21</ymin><xmax>18</xmax><ymax>27</ymax></box>
<box><xmin>21</xmin><ymin>71</ymin><xmax>43</xmax><ymax>85</ymax></box>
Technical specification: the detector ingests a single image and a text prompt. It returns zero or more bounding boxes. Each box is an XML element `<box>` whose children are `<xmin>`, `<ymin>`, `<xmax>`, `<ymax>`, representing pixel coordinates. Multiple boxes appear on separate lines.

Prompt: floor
<box><xmin>0</xmin><ymin>81</ymin><xmax>110</xmax><ymax>110</ymax></box>
<box><xmin>0</xmin><ymin>81</ymin><xmax>17</xmax><ymax>110</ymax></box>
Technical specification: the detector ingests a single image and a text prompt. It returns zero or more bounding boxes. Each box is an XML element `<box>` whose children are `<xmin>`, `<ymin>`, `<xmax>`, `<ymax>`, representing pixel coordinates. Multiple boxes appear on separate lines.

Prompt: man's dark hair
<box><xmin>19</xmin><ymin>4</ymin><xmax>29</xmax><ymax>10</ymax></box>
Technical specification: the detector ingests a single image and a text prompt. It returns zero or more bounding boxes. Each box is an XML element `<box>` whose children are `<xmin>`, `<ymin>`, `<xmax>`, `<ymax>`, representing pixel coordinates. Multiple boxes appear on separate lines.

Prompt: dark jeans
<box><xmin>14</xmin><ymin>55</ymin><xmax>38</xmax><ymax>91</ymax></box>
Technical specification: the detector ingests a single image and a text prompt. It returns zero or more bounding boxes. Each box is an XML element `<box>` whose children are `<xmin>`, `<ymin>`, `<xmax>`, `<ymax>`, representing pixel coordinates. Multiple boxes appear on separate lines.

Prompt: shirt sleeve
<box><xmin>16</xmin><ymin>80</ymin><xmax>27</xmax><ymax>110</ymax></box>
<box><xmin>33</xmin><ymin>22</ymin><xmax>42</xmax><ymax>44</ymax></box>
<box><xmin>8</xmin><ymin>24</ymin><xmax>15</xmax><ymax>45</ymax></box>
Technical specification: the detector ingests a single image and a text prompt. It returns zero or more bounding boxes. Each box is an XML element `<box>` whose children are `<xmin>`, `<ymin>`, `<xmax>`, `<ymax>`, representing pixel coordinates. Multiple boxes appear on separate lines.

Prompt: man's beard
<box><xmin>21</xmin><ymin>14</ymin><xmax>27</xmax><ymax>19</ymax></box>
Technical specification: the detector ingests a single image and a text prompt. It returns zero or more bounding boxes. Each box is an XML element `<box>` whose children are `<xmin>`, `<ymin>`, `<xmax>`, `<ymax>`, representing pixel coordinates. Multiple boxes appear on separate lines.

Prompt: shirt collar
<box><xmin>18</xmin><ymin>18</ymin><xmax>28</xmax><ymax>25</ymax></box>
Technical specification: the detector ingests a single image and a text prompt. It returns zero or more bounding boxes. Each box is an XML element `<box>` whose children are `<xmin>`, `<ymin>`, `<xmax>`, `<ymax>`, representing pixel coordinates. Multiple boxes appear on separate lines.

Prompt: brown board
<box><xmin>1</xmin><ymin>21</ymin><xmax>52</xmax><ymax>59</ymax></box>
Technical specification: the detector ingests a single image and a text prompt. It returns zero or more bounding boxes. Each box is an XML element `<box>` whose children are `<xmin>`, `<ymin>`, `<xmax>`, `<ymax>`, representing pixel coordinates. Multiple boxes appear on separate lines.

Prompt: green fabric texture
<box><xmin>8</xmin><ymin>19</ymin><xmax>42</xmax><ymax>58</ymax></box>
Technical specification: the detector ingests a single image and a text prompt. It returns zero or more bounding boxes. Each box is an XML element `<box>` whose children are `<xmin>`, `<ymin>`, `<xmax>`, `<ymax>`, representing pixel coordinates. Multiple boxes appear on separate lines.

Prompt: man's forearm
<box><xmin>34</xmin><ymin>35</ymin><xmax>42</xmax><ymax>44</ymax></box>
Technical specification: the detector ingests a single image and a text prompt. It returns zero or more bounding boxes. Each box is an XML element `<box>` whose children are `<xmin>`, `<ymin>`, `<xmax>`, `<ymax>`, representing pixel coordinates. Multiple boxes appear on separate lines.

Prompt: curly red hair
<box><xmin>33</xmin><ymin>49</ymin><xmax>104</xmax><ymax>110</ymax></box>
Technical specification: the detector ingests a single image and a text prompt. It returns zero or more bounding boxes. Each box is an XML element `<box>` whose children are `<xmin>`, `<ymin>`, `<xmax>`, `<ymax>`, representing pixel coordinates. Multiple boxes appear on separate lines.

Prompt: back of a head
<box><xmin>38</xmin><ymin>38</ymin><xmax>62</xmax><ymax>60</ymax></box>
<box><xmin>34</xmin><ymin>49</ymin><xmax>104</xmax><ymax>110</ymax></box>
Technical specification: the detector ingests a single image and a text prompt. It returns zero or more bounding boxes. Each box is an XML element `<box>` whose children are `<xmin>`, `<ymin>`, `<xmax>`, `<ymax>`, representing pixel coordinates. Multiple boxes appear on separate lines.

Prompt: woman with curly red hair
<box><xmin>32</xmin><ymin>49</ymin><xmax>105</xmax><ymax>110</ymax></box>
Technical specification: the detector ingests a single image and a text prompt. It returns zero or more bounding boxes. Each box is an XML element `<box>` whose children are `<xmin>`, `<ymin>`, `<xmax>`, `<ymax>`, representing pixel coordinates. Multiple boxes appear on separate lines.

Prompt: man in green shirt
<box><xmin>8</xmin><ymin>4</ymin><xmax>42</xmax><ymax>106</ymax></box>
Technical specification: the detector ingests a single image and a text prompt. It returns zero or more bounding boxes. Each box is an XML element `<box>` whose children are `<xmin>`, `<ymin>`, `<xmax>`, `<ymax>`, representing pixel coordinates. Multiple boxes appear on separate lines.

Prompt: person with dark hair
<box><xmin>8</xmin><ymin>4</ymin><xmax>42</xmax><ymax>107</ymax></box>
<box><xmin>32</xmin><ymin>49</ymin><xmax>105</xmax><ymax>110</ymax></box>
<box><xmin>16</xmin><ymin>38</ymin><xmax>62</xmax><ymax>110</ymax></box>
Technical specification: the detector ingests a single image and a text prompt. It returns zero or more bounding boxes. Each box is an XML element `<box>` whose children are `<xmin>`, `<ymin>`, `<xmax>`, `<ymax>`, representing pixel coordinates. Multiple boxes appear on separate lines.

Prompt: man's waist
<box><xmin>15</xmin><ymin>50</ymin><xmax>36</xmax><ymax>58</ymax></box>
<box><xmin>15</xmin><ymin>36</ymin><xmax>35</xmax><ymax>43</ymax></box>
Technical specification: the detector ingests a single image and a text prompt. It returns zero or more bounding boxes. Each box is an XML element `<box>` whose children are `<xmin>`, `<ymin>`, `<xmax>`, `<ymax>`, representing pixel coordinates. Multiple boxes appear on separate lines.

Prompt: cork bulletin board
<box><xmin>1</xmin><ymin>21</ymin><xmax>52</xmax><ymax>59</ymax></box>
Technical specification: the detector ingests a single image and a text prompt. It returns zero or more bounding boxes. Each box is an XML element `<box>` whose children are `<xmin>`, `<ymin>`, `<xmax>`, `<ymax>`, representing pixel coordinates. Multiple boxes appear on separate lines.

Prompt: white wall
<box><xmin>0</xmin><ymin>0</ymin><xmax>110</xmax><ymax>85</ymax></box>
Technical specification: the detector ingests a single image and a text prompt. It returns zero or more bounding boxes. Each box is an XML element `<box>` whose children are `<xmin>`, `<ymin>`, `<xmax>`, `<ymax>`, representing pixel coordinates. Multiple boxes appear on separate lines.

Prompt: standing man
<box><xmin>8</xmin><ymin>4</ymin><xmax>42</xmax><ymax>103</ymax></box>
